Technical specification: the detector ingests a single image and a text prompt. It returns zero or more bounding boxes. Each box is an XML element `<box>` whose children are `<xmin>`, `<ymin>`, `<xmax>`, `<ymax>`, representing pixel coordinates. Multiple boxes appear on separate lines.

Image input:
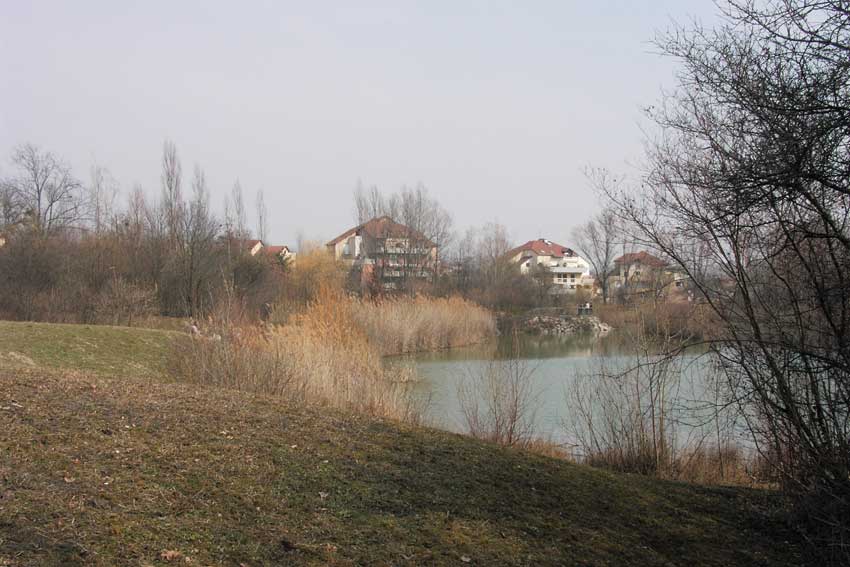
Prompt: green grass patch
<box><xmin>0</xmin><ymin>320</ymin><xmax>177</xmax><ymax>378</ymax></box>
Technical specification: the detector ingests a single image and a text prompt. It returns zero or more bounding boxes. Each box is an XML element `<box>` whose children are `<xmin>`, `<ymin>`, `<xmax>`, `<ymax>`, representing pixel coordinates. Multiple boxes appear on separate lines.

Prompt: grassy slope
<box><xmin>0</xmin><ymin>320</ymin><xmax>176</xmax><ymax>378</ymax></box>
<box><xmin>0</xmin><ymin>322</ymin><xmax>806</xmax><ymax>566</ymax></box>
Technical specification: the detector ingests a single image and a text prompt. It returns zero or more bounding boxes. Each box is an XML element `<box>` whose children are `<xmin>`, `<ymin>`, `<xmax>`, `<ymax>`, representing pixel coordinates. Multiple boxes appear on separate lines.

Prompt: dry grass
<box><xmin>350</xmin><ymin>295</ymin><xmax>497</xmax><ymax>355</ymax></box>
<box><xmin>580</xmin><ymin>443</ymin><xmax>765</xmax><ymax>487</ymax></box>
<box><xmin>0</xmin><ymin>364</ymin><xmax>808</xmax><ymax>566</ymax></box>
<box><xmin>270</xmin><ymin>246</ymin><xmax>347</xmax><ymax>323</ymax></box>
<box><xmin>170</xmin><ymin>288</ymin><xmax>424</xmax><ymax>423</ymax></box>
<box><xmin>595</xmin><ymin>301</ymin><xmax>717</xmax><ymax>341</ymax></box>
<box><xmin>170</xmin><ymin>290</ymin><xmax>495</xmax><ymax>423</ymax></box>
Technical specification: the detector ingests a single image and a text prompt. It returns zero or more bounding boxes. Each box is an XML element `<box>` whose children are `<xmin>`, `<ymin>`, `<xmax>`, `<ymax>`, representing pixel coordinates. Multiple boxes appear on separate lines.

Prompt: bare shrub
<box><xmin>594</xmin><ymin>301</ymin><xmax>716</xmax><ymax>342</ymax></box>
<box><xmin>569</xmin><ymin>355</ymin><xmax>679</xmax><ymax>476</ymax></box>
<box><xmin>566</xmin><ymin>332</ymin><xmax>754</xmax><ymax>484</ymax></box>
<box><xmin>94</xmin><ymin>277</ymin><xmax>156</xmax><ymax>326</ymax></box>
<box><xmin>672</xmin><ymin>443</ymin><xmax>762</xmax><ymax>486</ymax></box>
<box><xmin>458</xmin><ymin>335</ymin><xmax>539</xmax><ymax>447</ymax></box>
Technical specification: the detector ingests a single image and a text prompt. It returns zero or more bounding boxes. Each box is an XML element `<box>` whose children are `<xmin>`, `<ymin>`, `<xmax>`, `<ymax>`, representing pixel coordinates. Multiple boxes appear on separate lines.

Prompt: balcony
<box><xmin>549</xmin><ymin>265</ymin><xmax>585</xmax><ymax>274</ymax></box>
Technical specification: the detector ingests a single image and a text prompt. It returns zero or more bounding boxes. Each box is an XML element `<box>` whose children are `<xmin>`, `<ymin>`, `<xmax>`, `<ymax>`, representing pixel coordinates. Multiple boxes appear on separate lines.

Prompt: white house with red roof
<box><xmin>242</xmin><ymin>239</ymin><xmax>264</xmax><ymax>257</ymax></box>
<box><xmin>506</xmin><ymin>238</ymin><xmax>592</xmax><ymax>292</ymax></box>
<box><xmin>233</xmin><ymin>238</ymin><xmax>296</xmax><ymax>266</ymax></box>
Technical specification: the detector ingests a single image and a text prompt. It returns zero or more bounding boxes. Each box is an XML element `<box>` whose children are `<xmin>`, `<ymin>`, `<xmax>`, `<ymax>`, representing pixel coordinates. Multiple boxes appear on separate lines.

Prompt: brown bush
<box><xmin>170</xmin><ymin>287</ymin><xmax>424</xmax><ymax>423</ymax></box>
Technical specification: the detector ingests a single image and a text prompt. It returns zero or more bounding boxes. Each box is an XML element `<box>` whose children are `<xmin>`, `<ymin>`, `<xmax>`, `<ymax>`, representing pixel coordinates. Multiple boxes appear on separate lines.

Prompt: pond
<box><xmin>401</xmin><ymin>332</ymin><xmax>728</xmax><ymax>448</ymax></box>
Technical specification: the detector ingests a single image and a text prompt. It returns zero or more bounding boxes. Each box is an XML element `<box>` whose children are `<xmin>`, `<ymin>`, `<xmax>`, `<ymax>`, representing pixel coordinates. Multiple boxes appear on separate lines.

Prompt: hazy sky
<box><xmin>0</xmin><ymin>1</ymin><xmax>720</xmax><ymax>248</ymax></box>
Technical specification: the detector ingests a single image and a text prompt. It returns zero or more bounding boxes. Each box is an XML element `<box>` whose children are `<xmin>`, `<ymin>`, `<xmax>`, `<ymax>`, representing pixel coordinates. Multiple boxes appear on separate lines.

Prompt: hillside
<box><xmin>0</xmin><ymin>320</ymin><xmax>176</xmax><ymax>378</ymax></box>
<box><xmin>0</xmin><ymin>321</ymin><xmax>805</xmax><ymax>566</ymax></box>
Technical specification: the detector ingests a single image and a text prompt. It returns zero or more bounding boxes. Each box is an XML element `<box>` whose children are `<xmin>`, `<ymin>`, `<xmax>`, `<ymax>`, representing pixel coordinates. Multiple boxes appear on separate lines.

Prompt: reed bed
<box><xmin>170</xmin><ymin>289</ymin><xmax>425</xmax><ymax>423</ymax></box>
<box><xmin>350</xmin><ymin>295</ymin><xmax>497</xmax><ymax>355</ymax></box>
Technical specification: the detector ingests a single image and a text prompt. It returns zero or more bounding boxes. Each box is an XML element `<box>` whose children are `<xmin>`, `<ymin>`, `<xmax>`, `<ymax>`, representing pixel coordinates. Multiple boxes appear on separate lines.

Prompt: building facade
<box><xmin>327</xmin><ymin>216</ymin><xmax>438</xmax><ymax>292</ymax></box>
<box><xmin>506</xmin><ymin>238</ymin><xmax>592</xmax><ymax>293</ymax></box>
<box><xmin>611</xmin><ymin>251</ymin><xmax>689</xmax><ymax>300</ymax></box>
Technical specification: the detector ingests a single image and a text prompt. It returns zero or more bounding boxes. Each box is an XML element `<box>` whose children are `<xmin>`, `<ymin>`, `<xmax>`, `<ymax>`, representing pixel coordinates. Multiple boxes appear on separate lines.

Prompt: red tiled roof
<box><xmin>506</xmin><ymin>239</ymin><xmax>576</xmax><ymax>259</ymax></box>
<box><xmin>243</xmin><ymin>239</ymin><xmax>263</xmax><ymax>249</ymax></box>
<box><xmin>263</xmin><ymin>245</ymin><xmax>290</xmax><ymax>256</ymax></box>
<box><xmin>613</xmin><ymin>251</ymin><xmax>668</xmax><ymax>268</ymax></box>
<box><xmin>326</xmin><ymin>216</ymin><xmax>435</xmax><ymax>248</ymax></box>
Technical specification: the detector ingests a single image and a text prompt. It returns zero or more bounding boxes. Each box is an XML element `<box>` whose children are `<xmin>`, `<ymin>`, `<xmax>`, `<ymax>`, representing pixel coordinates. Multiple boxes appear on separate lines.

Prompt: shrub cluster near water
<box><xmin>170</xmin><ymin>288</ymin><xmax>497</xmax><ymax>423</ymax></box>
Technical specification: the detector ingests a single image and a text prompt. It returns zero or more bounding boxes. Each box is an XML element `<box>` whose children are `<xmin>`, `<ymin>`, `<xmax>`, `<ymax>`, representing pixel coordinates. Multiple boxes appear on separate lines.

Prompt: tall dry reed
<box><xmin>350</xmin><ymin>295</ymin><xmax>497</xmax><ymax>355</ymax></box>
<box><xmin>170</xmin><ymin>288</ymin><xmax>424</xmax><ymax>423</ymax></box>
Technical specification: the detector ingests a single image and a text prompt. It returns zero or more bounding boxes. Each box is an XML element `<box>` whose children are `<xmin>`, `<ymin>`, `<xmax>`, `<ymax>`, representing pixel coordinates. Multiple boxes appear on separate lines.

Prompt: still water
<box><xmin>402</xmin><ymin>333</ymin><xmax>721</xmax><ymax>446</ymax></box>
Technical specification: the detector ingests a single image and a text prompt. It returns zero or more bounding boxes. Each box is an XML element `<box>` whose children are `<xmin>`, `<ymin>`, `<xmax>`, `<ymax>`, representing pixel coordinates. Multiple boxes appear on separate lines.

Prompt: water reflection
<box><xmin>403</xmin><ymin>332</ymin><xmax>723</xmax><ymax>446</ymax></box>
<box><xmin>411</xmin><ymin>332</ymin><xmax>638</xmax><ymax>363</ymax></box>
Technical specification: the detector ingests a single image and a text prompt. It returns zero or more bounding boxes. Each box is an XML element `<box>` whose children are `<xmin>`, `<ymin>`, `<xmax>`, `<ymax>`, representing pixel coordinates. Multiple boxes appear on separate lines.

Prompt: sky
<box><xmin>0</xmin><ymin>1</ymin><xmax>721</xmax><ymax>248</ymax></box>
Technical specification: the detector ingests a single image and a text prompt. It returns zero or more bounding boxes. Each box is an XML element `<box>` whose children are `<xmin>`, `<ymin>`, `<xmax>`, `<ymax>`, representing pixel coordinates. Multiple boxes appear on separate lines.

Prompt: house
<box><xmin>506</xmin><ymin>238</ymin><xmax>591</xmax><ymax>293</ymax></box>
<box><xmin>613</xmin><ymin>251</ymin><xmax>668</xmax><ymax>282</ymax></box>
<box><xmin>611</xmin><ymin>251</ymin><xmax>689</xmax><ymax>299</ymax></box>
<box><xmin>229</xmin><ymin>238</ymin><xmax>295</xmax><ymax>267</ymax></box>
<box><xmin>263</xmin><ymin>245</ymin><xmax>296</xmax><ymax>266</ymax></box>
<box><xmin>327</xmin><ymin>216</ymin><xmax>438</xmax><ymax>292</ymax></box>
<box><xmin>243</xmin><ymin>239</ymin><xmax>265</xmax><ymax>257</ymax></box>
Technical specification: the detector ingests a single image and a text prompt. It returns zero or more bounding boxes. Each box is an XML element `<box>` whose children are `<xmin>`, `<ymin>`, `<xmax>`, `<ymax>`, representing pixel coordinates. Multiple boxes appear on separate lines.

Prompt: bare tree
<box><xmin>573</xmin><ymin>174</ymin><xmax>620</xmax><ymax>303</ymax></box>
<box><xmin>160</xmin><ymin>140</ymin><xmax>183</xmax><ymax>246</ymax></box>
<box><xmin>354</xmin><ymin>182</ymin><xmax>386</xmax><ymax>224</ymax></box>
<box><xmin>181</xmin><ymin>165</ymin><xmax>220</xmax><ymax>315</ymax></box>
<box><xmin>478</xmin><ymin>221</ymin><xmax>512</xmax><ymax>279</ymax></box>
<box><xmin>0</xmin><ymin>180</ymin><xmax>21</xmax><ymax>231</ymax></box>
<box><xmin>224</xmin><ymin>179</ymin><xmax>249</xmax><ymax>240</ymax></box>
<box><xmin>460</xmin><ymin>222</ymin><xmax>513</xmax><ymax>291</ymax></box>
<box><xmin>395</xmin><ymin>185</ymin><xmax>452</xmax><ymax>288</ymax></box>
<box><xmin>3</xmin><ymin>144</ymin><xmax>84</xmax><ymax>236</ymax></box>
<box><xmin>351</xmin><ymin>184</ymin><xmax>453</xmax><ymax>291</ymax></box>
<box><xmin>605</xmin><ymin>1</ymin><xmax>850</xmax><ymax>555</ymax></box>
<box><xmin>88</xmin><ymin>161</ymin><xmax>118</xmax><ymax>234</ymax></box>
<box><xmin>256</xmin><ymin>188</ymin><xmax>268</xmax><ymax>243</ymax></box>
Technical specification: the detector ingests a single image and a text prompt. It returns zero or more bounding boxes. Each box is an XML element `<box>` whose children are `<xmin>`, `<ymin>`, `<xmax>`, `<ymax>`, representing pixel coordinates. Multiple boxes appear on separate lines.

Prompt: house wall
<box><xmin>513</xmin><ymin>250</ymin><xmax>590</xmax><ymax>292</ymax></box>
<box><xmin>249</xmin><ymin>241</ymin><xmax>264</xmax><ymax>256</ymax></box>
<box><xmin>329</xmin><ymin>235</ymin><xmax>366</xmax><ymax>263</ymax></box>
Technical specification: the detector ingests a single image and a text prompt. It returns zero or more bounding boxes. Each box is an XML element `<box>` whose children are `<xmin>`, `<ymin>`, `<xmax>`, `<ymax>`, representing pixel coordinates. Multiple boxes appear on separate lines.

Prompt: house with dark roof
<box><xmin>506</xmin><ymin>238</ymin><xmax>592</xmax><ymax>293</ymax></box>
<box><xmin>327</xmin><ymin>216</ymin><xmax>438</xmax><ymax>292</ymax></box>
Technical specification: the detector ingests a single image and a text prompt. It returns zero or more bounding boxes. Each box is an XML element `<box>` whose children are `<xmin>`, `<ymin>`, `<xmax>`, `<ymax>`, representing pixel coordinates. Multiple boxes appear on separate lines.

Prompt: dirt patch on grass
<box><xmin>0</xmin><ymin>320</ymin><xmax>178</xmax><ymax>379</ymax></box>
<box><xmin>0</xmin><ymin>367</ymin><xmax>808</xmax><ymax>566</ymax></box>
<box><xmin>0</xmin><ymin>352</ymin><xmax>36</xmax><ymax>367</ymax></box>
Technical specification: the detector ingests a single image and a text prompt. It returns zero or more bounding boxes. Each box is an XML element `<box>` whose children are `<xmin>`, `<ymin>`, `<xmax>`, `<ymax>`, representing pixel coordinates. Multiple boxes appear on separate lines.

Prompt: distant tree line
<box><xmin>0</xmin><ymin>141</ymin><xmax>283</xmax><ymax>324</ymax></box>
